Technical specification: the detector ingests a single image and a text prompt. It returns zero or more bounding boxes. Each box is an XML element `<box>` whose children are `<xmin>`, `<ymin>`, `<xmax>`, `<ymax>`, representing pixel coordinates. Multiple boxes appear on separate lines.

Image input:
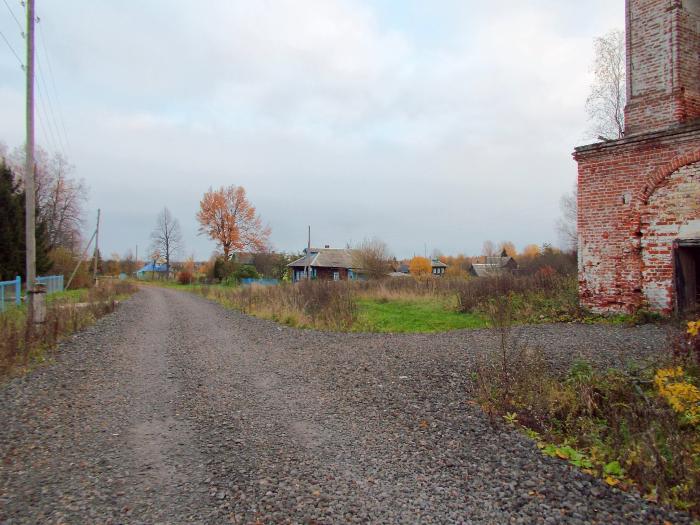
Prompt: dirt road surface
<box><xmin>0</xmin><ymin>287</ymin><xmax>689</xmax><ymax>524</ymax></box>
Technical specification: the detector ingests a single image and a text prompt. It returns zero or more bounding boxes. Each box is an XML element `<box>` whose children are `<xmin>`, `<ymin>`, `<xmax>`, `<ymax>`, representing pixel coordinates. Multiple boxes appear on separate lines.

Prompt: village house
<box><xmin>469</xmin><ymin>255</ymin><xmax>519</xmax><ymax>277</ymax></box>
<box><xmin>574</xmin><ymin>0</ymin><xmax>700</xmax><ymax>314</ymax></box>
<box><xmin>395</xmin><ymin>258</ymin><xmax>449</xmax><ymax>277</ymax></box>
<box><xmin>287</xmin><ymin>247</ymin><xmax>362</xmax><ymax>282</ymax></box>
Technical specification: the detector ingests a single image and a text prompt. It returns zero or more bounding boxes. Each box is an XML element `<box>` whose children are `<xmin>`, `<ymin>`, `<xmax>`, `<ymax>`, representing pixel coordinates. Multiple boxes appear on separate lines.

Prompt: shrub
<box><xmin>177</xmin><ymin>270</ymin><xmax>193</xmax><ymax>285</ymax></box>
<box><xmin>474</xmin><ymin>318</ymin><xmax>700</xmax><ymax>515</ymax></box>
<box><xmin>0</xmin><ymin>280</ymin><xmax>138</xmax><ymax>377</ymax></box>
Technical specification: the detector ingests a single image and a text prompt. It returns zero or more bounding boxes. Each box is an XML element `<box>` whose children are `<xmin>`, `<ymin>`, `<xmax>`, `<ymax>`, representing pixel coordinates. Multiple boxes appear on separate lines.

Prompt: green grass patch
<box><xmin>355</xmin><ymin>298</ymin><xmax>489</xmax><ymax>333</ymax></box>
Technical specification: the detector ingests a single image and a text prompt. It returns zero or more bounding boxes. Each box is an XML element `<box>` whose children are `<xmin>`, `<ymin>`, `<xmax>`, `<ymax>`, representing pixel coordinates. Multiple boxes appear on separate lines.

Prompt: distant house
<box><xmin>287</xmin><ymin>247</ymin><xmax>363</xmax><ymax>282</ymax></box>
<box><xmin>469</xmin><ymin>256</ymin><xmax>518</xmax><ymax>277</ymax></box>
<box><xmin>431</xmin><ymin>259</ymin><xmax>447</xmax><ymax>276</ymax></box>
<box><xmin>136</xmin><ymin>262</ymin><xmax>172</xmax><ymax>279</ymax></box>
<box><xmin>393</xmin><ymin>259</ymin><xmax>448</xmax><ymax>277</ymax></box>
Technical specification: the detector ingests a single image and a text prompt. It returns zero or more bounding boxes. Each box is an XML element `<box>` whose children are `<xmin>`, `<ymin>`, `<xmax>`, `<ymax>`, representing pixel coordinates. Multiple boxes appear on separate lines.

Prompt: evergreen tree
<box><xmin>0</xmin><ymin>160</ymin><xmax>52</xmax><ymax>280</ymax></box>
<box><xmin>0</xmin><ymin>162</ymin><xmax>23</xmax><ymax>280</ymax></box>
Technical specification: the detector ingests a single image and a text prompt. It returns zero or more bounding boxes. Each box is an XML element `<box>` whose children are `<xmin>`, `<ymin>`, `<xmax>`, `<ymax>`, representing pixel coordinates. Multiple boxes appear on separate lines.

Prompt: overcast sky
<box><xmin>0</xmin><ymin>1</ymin><xmax>623</xmax><ymax>260</ymax></box>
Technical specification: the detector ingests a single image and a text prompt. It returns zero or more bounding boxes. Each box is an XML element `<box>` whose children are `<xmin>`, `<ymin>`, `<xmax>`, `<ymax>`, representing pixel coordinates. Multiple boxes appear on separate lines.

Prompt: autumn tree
<box><xmin>520</xmin><ymin>244</ymin><xmax>541</xmax><ymax>259</ymax></box>
<box><xmin>354</xmin><ymin>237</ymin><xmax>392</xmax><ymax>280</ymax></box>
<box><xmin>197</xmin><ymin>185</ymin><xmax>270</xmax><ymax>260</ymax></box>
<box><xmin>121</xmin><ymin>249</ymin><xmax>138</xmax><ymax>275</ymax></box>
<box><xmin>9</xmin><ymin>146</ymin><xmax>86</xmax><ymax>251</ymax></box>
<box><xmin>498</xmin><ymin>241</ymin><xmax>517</xmax><ymax>258</ymax></box>
<box><xmin>408</xmin><ymin>256</ymin><xmax>431</xmax><ymax>277</ymax></box>
<box><xmin>150</xmin><ymin>207</ymin><xmax>183</xmax><ymax>275</ymax></box>
<box><xmin>586</xmin><ymin>29</ymin><xmax>626</xmax><ymax>140</ymax></box>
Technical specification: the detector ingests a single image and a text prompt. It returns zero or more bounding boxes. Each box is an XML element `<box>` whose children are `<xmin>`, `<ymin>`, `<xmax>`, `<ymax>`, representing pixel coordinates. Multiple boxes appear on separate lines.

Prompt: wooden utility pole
<box><xmin>24</xmin><ymin>0</ymin><xmax>36</xmax><ymax>322</ymax></box>
<box><xmin>305</xmin><ymin>225</ymin><xmax>311</xmax><ymax>281</ymax></box>
<box><xmin>92</xmin><ymin>208</ymin><xmax>100</xmax><ymax>284</ymax></box>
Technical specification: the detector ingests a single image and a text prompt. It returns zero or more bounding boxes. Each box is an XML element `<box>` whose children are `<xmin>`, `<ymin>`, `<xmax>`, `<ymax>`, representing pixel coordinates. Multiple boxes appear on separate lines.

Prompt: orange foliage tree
<box><xmin>498</xmin><ymin>241</ymin><xmax>517</xmax><ymax>257</ymax></box>
<box><xmin>196</xmin><ymin>185</ymin><xmax>270</xmax><ymax>259</ymax></box>
<box><xmin>408</xmin><ymin>256</ymin><xmax>432</xmax><ymax>277</ymax></box>
<box><xmin>520</xmin><ymin>244</ymin><xmax>541</xmax><ymax>259</ymax></box>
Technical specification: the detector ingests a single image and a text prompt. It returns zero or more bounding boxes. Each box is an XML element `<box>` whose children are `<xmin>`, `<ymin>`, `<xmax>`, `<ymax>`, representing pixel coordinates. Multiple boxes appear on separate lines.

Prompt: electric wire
<box><xmin>2</xmin><ymin>0</ymin><xmax>23</xmax><ymax>34</ymax></box>
<box><xmin>37</xmin><ymin>55</ymin><xmax>66</xmax><ymax>156</ymax></box>
<box><xmin>36</xmin><ymin>79</ymin><xmax>61</xmax><ymax>154</ymax></box>
<box><xmin>0</xmin><ymin>28</ymin><xmax>23</xmax><ymax>68</ymax></box>
<box><xmin>36</xmin><ymin>19</ymin><xmax>70</xmax><ymax>155</ymax></box>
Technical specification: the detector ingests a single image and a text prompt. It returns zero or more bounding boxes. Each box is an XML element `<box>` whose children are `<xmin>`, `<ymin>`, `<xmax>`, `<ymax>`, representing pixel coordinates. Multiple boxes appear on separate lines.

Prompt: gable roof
<box><xmin>137</xmin><ymin>262</ymin><xmax>169</xmax><ymax>273</ymax></box>
<box><xmin>288</xmin><ymin>248</ymin><xmax>360</xmax><ymax>269</ymax></box>
<box><xmin>470</xmin><ymin>256</ymin><xmax>517</xmax><ymax>277</ymax></box>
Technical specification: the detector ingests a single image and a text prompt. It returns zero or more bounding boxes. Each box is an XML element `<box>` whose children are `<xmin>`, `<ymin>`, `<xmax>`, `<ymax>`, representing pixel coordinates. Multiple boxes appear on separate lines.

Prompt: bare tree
<box><xmin>482</xmin><ymin>240</ymin><xmax>497</xmax><ymax>257</ymax></box>
<box><xmin>354</xmin><ymin>237</ymin><xmax>392</xmax><ymax>279</ymax></box>
<box><xmin>586</xmin><ymin>29</ymin><xmax>626</xmax><ymax>140</ymax></box>
<box><xmin>150</xmin><ymin>207</ymin><xmax>183</xmax><ymax>275</ymax></box>
<box><xmin>9</xmin><ymin>146</ymin><xmax>86</xmax><ymax>251</ymax></box>
<box><xmin>556</xmin><ymin>186</ymin><xmax>578</xmax><ymax>253</ymax></box>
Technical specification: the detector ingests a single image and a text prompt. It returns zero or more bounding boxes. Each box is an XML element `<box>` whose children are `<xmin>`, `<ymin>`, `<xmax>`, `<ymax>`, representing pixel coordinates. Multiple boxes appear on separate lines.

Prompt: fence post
<box><xmin>15</xmin><ymin>276</ymin><xmax>21</xmax><ymax>305</ymax></box>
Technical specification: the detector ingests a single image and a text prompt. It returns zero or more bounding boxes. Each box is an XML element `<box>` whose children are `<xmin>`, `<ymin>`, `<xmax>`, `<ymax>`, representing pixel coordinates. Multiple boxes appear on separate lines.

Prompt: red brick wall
<box><xmin>574</xmin><ymin>128</ymin><xmax>700</xmax><ymax>313</ymax></box>
<box><xmin>624</xmin><ymin>0</ymin><xmax>700</xmax><ymax>135</ymax></box>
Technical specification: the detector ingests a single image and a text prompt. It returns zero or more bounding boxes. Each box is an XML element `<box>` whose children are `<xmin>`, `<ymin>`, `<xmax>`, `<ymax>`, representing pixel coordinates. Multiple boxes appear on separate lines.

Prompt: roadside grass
<box><xmin>355</xmin><ymin>297</ymin><xmax>489</xmax><ymax>333</ymax></box>
<box><xmin>163</xmin><ymin>273</ymin><xmax>657</xmax><ymax>333</ymax></box>
<box><xmin>474</xmin><ymin>308</ymin><xmax>700</xmax><ymax>517</ymax></box>
<box><xmin>0</xmin><ymin>280</ymin><xmax>138</xmax><ymax>378</ymax></box>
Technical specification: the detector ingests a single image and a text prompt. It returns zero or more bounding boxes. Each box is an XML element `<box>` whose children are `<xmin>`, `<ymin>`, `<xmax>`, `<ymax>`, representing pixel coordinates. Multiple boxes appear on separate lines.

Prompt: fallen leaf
<box><xmin>419</xmin><ymin>420</ymin><xmax>429</xmax><ymax>430</ymax></box>
<box><xmin>604</xmin><ymin>476</ymin><xmax>619</xmax><ymax>487</ymax></box>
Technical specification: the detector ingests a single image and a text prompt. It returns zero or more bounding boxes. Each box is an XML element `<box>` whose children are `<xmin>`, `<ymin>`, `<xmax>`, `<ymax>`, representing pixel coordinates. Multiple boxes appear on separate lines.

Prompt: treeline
<box><xmin>0</xmin><ymin>144</ymin><xmax>88</xmax><ymax>285</ymax></box>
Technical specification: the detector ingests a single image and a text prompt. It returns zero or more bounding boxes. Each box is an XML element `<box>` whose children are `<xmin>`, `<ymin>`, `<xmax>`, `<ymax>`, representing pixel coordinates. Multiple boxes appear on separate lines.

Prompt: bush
<box><xmin>0</xmin><ymin>280</ymin><xmax>138</xmax><ymax>377</ymax></box>
<box><xmin>474</xmin><ymin>318</ymin><xmax>700</xmax><ymax>515</ymax></box>
<box><xmin>234</xmin><ymin>264</ymin><xmax>261</xmax><ymax>280</ymax></box>
<box><xmin>177</xmin><ymin>270</ymin><xmax>193</xmax><ymax>285</ymax></box>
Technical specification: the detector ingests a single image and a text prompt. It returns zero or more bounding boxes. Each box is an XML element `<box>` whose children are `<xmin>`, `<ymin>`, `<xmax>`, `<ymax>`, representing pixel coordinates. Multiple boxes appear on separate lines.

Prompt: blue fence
<box><xmin>240</xmin><ymin>278</ymin><xmax>279</xmax><ymax>286</ymax></box>
<box><xmin>0</xmin><ymin>276</ymin><xmax>21</xmax><ymax>312</ymax></box>
<box><xmin>37</xmin><ymin>275</ymin><xmax>64</xmax><ymax>295</ymax></box>
<box><xmin>0</xmin><ymin>275</ymin><xmax>64</xmax><ymax>313</ymax></box>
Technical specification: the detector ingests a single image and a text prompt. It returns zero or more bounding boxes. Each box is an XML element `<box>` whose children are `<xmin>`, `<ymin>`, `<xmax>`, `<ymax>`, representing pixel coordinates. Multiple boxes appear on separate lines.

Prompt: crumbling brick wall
<box><xmin>574</xmin><ymin>0</ymin><xmax>700</xmax><ymax>315</ymax></box>
<box><xmin>575</xmin><ymin>128</ymin><xmax>700</xmax><ymax>313</ymax></box>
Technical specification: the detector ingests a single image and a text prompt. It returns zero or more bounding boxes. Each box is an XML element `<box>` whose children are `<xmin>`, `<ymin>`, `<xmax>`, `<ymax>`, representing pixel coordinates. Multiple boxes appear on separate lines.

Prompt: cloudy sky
<box><xmin>0</xmin><ymin>1</ymin><xmax>623</xmax><ymax>260</ymax></box>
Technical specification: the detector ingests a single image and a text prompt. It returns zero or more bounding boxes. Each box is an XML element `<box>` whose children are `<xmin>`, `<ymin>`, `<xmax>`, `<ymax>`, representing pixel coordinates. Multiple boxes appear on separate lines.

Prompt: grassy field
<box><xmin>355</xmin><ymin>298</ymin><xmax>489</xmax><ymax>332</ymax></box>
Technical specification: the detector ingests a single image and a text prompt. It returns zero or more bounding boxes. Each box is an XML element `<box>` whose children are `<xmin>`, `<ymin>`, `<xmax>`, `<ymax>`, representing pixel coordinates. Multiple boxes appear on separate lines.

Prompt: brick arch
<box><xmin>635</xmin><ymin>150</ymin><xmax>700</xmax><ymax>205</ymax></box>
<box><xmin>627</xmin><ymin>150</ymin><xmax>700</xmax><ymax>237</ymax></box>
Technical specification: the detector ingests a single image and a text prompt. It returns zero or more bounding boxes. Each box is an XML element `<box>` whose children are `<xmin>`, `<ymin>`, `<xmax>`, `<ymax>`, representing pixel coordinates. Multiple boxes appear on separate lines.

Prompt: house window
<box><xmin>333</xmin><ymin>271</ymin><xmax>340</xmax><ymax>281</ymax></box>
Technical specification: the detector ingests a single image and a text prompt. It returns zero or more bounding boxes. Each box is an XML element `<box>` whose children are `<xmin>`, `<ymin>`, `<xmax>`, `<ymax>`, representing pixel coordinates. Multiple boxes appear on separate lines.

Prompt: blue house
<box><xmin>136</xmin><ymin>262</ymin><xmax>171</xmax><ymax>280</ymax></box>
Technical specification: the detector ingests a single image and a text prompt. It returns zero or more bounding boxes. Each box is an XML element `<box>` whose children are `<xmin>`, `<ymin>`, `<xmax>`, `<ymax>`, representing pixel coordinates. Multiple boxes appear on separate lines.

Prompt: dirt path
<box><xmin>0</xmin><ymin>287</ymin><xmax>690</xmax><ymax>524</ymax></box>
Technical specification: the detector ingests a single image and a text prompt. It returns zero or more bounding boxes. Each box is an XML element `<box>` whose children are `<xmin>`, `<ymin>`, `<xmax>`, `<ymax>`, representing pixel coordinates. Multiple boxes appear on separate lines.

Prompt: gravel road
<box><xmin>0</xmin><ymin>286</ymin><xmax>691</xmax><ymax>524</ymax></box>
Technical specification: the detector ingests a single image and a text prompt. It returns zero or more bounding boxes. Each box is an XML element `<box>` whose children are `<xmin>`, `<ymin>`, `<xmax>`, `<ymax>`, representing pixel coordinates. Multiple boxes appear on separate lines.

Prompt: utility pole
<box><xmin>305</xmin><ymin>225</ymin><xmax>311</xmax><ymax>281</ymax></box>
<box><xmin>24</xmin><ymin>0</ymin><xmax>37</xmax><ymax>324</ymax></box>
<box><xmin>135</xmin><ymin>244</ymin><xmax>138</xmax><ymax>274</ymax></box>
<box><xmin>92</xmin><ymin>208</ymin><xmax>100</xmax><ymax>285</ymax></box>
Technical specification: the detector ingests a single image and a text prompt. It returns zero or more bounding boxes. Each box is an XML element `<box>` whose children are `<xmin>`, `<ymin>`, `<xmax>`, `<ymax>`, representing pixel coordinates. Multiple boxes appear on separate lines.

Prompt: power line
<box><xmin>36</xmin><ymin>79</ymin><xmax>60</xmax><ymax>154</ymax></box>
<box><xmin>0</xmin><ymin>28</ymin><xmax>23</xmax><ymax>68</ymax></box>
<box><xmin>2</xmin><ymin>0</ymin><xmax>23</xmax><ymax>34</ymax></box>
<box><xmin>36</xmin><ymin>57</ymin><xmax>66</xmax><ymax>155</ymax></box>
<box><xmin>36</xmin><ymin>19</ymin><xmax>70</xmax><ymax>155</ymax></box>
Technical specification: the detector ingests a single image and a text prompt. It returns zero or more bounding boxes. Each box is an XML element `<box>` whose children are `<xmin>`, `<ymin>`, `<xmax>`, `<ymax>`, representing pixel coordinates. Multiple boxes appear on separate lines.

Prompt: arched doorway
<box><xmin>640</xmin><ymin>162</ymin><xmax>700</xmax><ymax>313</ymax></box>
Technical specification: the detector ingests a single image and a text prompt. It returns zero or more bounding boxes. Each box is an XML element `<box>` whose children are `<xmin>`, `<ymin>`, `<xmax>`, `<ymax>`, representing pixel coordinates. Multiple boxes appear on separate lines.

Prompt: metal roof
<box><xmin>288</xmin><ymin>248</ymin><xmax>359</xmax><ymax>269</ymax></box>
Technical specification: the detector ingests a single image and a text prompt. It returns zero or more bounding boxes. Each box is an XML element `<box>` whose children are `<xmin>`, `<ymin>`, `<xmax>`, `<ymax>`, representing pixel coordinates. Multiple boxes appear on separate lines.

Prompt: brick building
<box><xmin>574</xmin><ymin>0</ymin><xmax>700</xmax><ymax>314</ymax></box>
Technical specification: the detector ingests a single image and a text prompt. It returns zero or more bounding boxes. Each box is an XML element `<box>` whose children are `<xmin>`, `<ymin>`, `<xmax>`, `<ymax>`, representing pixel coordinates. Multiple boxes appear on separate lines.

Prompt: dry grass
<box><xmin>189</xmin><ymin>272</ymin><xmax>581</xmax><ymax>332</ymax></box>
<box><xmin>474</xmin><ymin>306</ymin><xmax>700</xmax><ymax>515</ymax></box>
<box><xmin>0</xmin><ymin>280</ymin><xmax>138</xmax><ymax>377</ymax></box>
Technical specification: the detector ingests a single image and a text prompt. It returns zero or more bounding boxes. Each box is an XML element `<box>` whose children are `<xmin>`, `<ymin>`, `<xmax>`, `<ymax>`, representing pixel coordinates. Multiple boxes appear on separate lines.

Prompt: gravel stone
<box><xmin>0</xmin><ymin>287</ymin><xmax>690</xmax><ymax>524</ymax></box>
